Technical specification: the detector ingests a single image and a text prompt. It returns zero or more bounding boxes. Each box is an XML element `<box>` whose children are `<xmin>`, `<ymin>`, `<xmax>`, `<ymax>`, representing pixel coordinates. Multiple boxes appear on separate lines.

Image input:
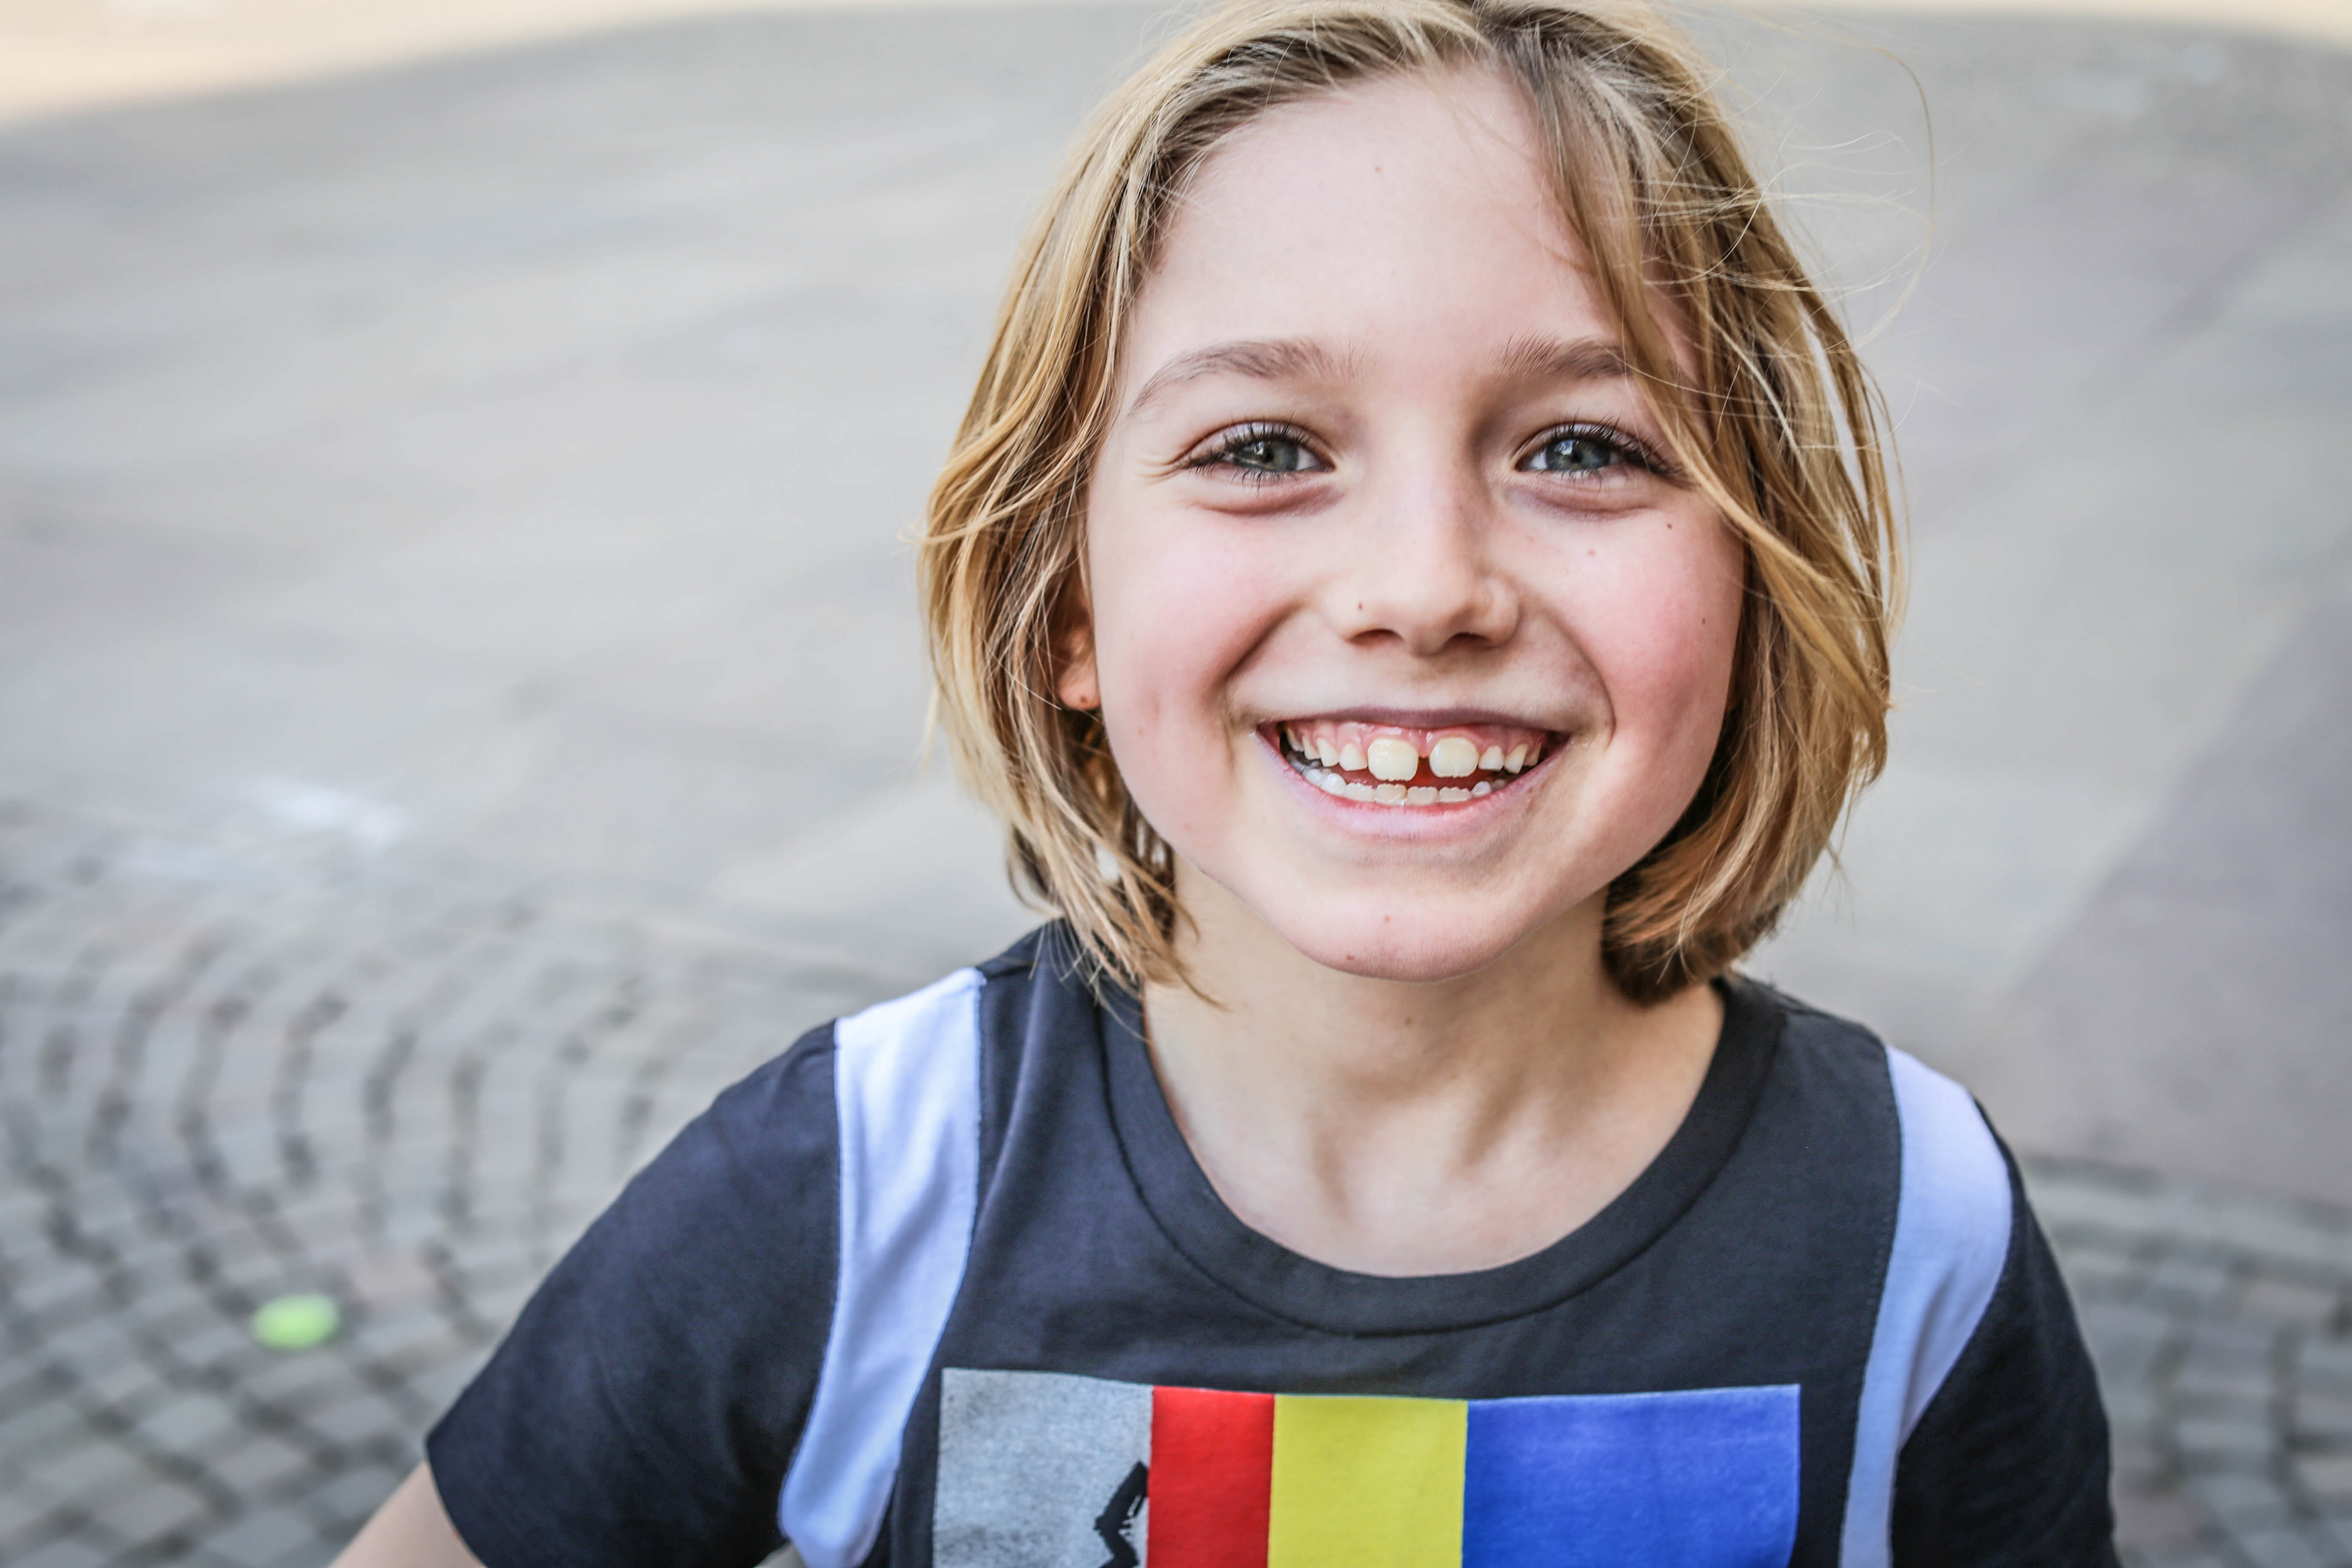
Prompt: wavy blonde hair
<box><xmin>919</xmin><ymin>0</ymin><xmax>1900</xmax><ymax>1002</ymax></box>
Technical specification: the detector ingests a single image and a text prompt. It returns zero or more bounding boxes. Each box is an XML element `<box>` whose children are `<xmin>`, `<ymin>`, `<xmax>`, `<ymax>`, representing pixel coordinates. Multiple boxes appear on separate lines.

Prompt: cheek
<box><xmin>1573</xmin><ymin>520</ymin><xmax>1744</xmax><ymax>760</ymax></box>
<box><xmin>1087</xmin><ymin>504</ymin><xmax>1289</xmax><ymax>764</ymax></box>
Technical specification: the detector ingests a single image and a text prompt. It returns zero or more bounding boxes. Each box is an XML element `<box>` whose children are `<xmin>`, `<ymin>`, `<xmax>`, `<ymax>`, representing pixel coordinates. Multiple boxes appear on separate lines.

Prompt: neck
<box><xmin>1141</xmin><ymin>864</ymin><xmax>1721</xmax><ymax>1276</ymax></box>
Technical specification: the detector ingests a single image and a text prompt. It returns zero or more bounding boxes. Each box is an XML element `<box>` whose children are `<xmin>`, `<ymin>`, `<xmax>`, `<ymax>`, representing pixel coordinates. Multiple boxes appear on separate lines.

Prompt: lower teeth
<box><xmin>1295</xmin><ymin>755</ymin><xmax>1501</xmax><ymax>805</ymax></box>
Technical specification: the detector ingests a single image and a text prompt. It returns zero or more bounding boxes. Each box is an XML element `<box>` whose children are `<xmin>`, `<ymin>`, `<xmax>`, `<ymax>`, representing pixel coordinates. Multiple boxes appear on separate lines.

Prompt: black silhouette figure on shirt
<box><xmin>1094</xmin><ymin>1461</ymin><xmax>1149</xmax><ymax>1568</ymax></box>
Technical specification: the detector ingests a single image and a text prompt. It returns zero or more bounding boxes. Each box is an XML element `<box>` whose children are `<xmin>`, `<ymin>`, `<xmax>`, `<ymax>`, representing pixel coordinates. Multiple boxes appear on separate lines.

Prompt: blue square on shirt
<box><xmin>1461</xmin><ymin>1385</ymin><xmax>1801</xmax><ymax>1566</ymax></box>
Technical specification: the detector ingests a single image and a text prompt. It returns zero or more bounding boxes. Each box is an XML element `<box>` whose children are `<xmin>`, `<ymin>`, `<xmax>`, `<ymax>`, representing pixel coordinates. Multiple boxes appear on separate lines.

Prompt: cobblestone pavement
<box><xmin>0</xmin><ymin>807</ymin><xmax>888</xmax><ymax>1568</ymax></box>
<box><xmin>2038</xmin><ymin>1171</ymin><xmax>2352</xmax><ymax>1567</ymax></box>
<box><xmin>0</xmin><ymin>807</ymin><xmax>2346</xmax><ymax>1568</ymax></box>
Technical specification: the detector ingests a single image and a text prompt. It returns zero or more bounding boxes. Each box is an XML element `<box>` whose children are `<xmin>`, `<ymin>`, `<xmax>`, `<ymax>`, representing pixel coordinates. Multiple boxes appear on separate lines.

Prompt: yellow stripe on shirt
<box><xmin>1266</xmin><ymin>1395</ymin><xmax>1468</xmax><ymax>1568</ymax></box>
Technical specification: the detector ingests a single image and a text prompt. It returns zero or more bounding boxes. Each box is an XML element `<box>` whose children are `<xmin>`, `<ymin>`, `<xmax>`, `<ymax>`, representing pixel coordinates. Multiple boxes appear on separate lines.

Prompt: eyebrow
<box><xmin>1123</xmin><ymin>332</ymin><xmax>1635</xmax><ymax>419</ymax></box>
<box><xmin>1497</xmin><ymin>333</ymin><xmax>1635</xmax><ymax>383</ymax></box>
<box><xmin>1124</xmin><ymin>337</ymin><xmax>1354</xmax><ymax>418</ymax></box>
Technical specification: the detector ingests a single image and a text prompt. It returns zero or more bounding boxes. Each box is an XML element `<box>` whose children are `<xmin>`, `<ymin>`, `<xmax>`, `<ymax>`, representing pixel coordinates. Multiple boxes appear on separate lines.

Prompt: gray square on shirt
<box><xmin>935</xmin><ymin>1368</ymin><xmax>1153</xmax><ymax>1568</ymax></box>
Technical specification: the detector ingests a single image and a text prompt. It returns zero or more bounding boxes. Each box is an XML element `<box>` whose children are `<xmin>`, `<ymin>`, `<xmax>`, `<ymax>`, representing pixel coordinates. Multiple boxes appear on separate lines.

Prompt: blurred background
<box><xmin>0</xmin><ymin>0</ymin><xmax>2347</xmax><ymax>1563</ymax></box>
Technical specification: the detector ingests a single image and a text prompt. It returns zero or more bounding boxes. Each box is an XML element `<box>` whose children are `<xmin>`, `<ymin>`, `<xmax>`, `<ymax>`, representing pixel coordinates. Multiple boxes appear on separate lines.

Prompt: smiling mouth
<box><xmin>1269</xmin><ymin>717</ymin><xmax>1555</xmax><ymax>808</ymax></box>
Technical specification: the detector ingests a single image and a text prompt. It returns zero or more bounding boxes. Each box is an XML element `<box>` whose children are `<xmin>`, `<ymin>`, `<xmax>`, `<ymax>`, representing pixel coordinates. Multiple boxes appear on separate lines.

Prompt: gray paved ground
<box><xmin>0</xmin><ymin>3</ymin><xmax>2347</xmax><ymax>1564</ymax></box>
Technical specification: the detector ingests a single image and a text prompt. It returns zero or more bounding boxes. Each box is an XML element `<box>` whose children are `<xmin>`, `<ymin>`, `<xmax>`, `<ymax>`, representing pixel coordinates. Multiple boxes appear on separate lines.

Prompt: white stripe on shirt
<box><xmin>1840</xmin><ymin>1044</ymin><xmax>2015</xmax><ymax>1566</ymax></box>
<box><xmin>779</xmin><ymin>967</ymin><xmax>983</xmax><ymax>1568</ymax></box>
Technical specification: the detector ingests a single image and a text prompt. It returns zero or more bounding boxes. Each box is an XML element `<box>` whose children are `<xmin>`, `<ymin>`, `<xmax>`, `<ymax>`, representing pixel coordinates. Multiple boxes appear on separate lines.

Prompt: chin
<box><xmin>1265</xmin><ymin>904</ymin><xmax>1543</xmax><ymax>985</ymax></box>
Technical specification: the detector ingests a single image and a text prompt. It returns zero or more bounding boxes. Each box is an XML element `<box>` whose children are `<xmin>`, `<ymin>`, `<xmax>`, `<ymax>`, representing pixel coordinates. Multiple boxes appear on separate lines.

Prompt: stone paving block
<box><xmin>60</xmin><ymin>1183</ymin><xmax>137</xmax><ymax>1240</ymax></box>
<box><xmin>0</xmin><ymin>1483</ymin><xmax>46</xmax><ymax>1542</ymax></box>
<box><xmin>2061</xmin><ymin>1243</ymin><xmax>2147</xmax><ymax>1299</ymax></box>
<box><xmin>197</xmin><ymin>1223</ymin><xmax>278</xmax><ymax>1270</ymax></box>
<box><xmin>96</xmin><ymin>1475</ymin><xmax>212</xmax><ymax>1548</ymax></box>
<box><xmin>2128</xmin><ymin>1546</ymin><xmax>2230</xmax><ymax>1568</ymax></box>
<box><xmin>2295</xmin><ymin>1452</ymin><xmax>2352</xmax><ymax>1502</ymax></box>
<box><xmin>259</xmin><ymin>1538</ymin><xmax>342</xmax><ymax>1568</ymax></box>
<box><xmin>203</xmin><ymin>1507</ymin><xmax>321</xmax><ymax>1568</ymax></box>
<box><xmin>342</xmin><ymin>1308</ymin><xmax>448</xmax><ymax>1365</ymax></box>
<box><xmin>82</xmin><ymin>1356</ymin><xmax>165</xmax><ymax>1414</ymax></box>
<box><xmin>2147</xmin><ymin>1253</ymin><xmax>2248</xmax><ymax>1312</ymax></box>
<box><xmin>13</xmin><ymin>1259</ymin><xmax>103</xmax><ymax>1317</ymax></box>
<box><xmin>0</xmin><ymin>1397</ymin><xmax>93</xmax><ymax>1461</ymax></box>
<box><xmin>0</xmin><ymin>1363</ymin><xmax>58</xmax><ymax>1428</ymax></box>
<box><xmin>2082</xmin><ymin>1298</ymin><xmax>2176</xmax><ymax>1387</ymax></box>
<box><xmin>136</xmin><ymin>1392</ymin><xmax>241</xmax><ymax>1450</ymax></box>
<box><xmin>2310</xmin><ymin>1512</ymin><xmax>2352</xmax><ymax>1558</ymax></box>
<box><xmin>2113</xmin><ymin>1476</ymin><xmax>2209</xmax><ymax>1566</ymax></box>
<box><xmin>304</xmin><ymin>1390</ymin><xmax>408</xmax><ymax>1448</ymax></box>
<box><xmin>2304</xmin><ymin>1340</ymin><xmax>2352</xmax><ymax>1391</ymax></box>
<box><xmin>44</xmin><ymin>1316</ymin><xmax>143</xmax><ymax>1381</ymax></box>
<box><xmin>2294</xmin><ymin>1391</ymin><xmax>2352</xmax><ymax>1442</ymax></box>
<box><xmin>2187</xmin><ymin>1469</ymin><xmax>2296</xmax><ymax>1530</ymax></box>
<box><xmin>2185</xmin><ymin>1317</ymin><xmax>2283</xmax><ymax>1365</ymax></box>
<box><xmin>2242</xmin><ymin>1277</ymin><xmax>2343</xmax><ymax>1326</ymax></box>
<box><xmin>241</xmin><ymin>1356</ymin><xmax>359</xmax><ymax>1417</ymax></box>
<box><xmin>307</xmin><ymin>1461</ymin><xmax>405</xmax><ymax>1528</ymax></box>
<box><xmin>209</xmin><ymin>1434</ymin><xmax>317</xmax><ymax>1495</ymax></box>
<box><xmin>10</xmin><ymin>1535</ymin><xmax>114</xmax><ymax>1568</ymax></box>
<box><xmin>175</xmin><ymin>1319</ymin><xmax>261</xmax><ymax>1370</ymax></box>
<box><xmin>2176</xmin><ymin>1368</ymin><xmax>2276</xmax><ymax>1407</ymax></box>
<box><xmin>468</xmin><ymin>1283</ymin><xmax>532</xmax><ymax>1329</ymax></box>
<box><xmin>23</xmin><ymin>1434</ymin><xmax>151</xmax><ymax>1511</ymax></box>
<box><xmin>2233</xmin><ymin>1523</ymin><xmax>2334</xmax><ymax>1568</ymax></box>
<box><xmin>130</xmin><ymin>1294</ymin><xmax>226</xmax><ymax>1348</ymax></box>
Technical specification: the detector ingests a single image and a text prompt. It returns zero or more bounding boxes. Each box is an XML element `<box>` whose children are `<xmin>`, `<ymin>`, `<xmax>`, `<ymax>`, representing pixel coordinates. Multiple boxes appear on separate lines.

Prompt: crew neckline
<box><xmin>1094</xmin><ymin>972</ymin><xmax>1784</xmax><ymax>1337</ymax></box>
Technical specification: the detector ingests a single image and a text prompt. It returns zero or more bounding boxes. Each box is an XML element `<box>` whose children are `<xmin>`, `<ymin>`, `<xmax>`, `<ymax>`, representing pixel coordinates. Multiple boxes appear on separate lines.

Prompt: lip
<box><xmin>1254</xmin><ymin>724</ymin><xmax>1559</xmax><ymax>833</ymax></box>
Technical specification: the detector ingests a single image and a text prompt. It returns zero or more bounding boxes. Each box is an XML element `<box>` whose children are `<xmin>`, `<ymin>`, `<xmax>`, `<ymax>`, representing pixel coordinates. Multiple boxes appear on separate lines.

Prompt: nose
<box><xmin>1327</xmin><ymin>459</ymin><xmax>1520</xmax><ymax>656</ymax></box>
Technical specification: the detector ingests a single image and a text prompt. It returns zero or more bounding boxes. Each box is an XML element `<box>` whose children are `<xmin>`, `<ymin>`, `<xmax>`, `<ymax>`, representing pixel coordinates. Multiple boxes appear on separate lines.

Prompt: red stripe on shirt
<box><xmin>1148</xmin><ymin>1385</ymin><xmax>1275</xmax><ymax>1567</ymax></box>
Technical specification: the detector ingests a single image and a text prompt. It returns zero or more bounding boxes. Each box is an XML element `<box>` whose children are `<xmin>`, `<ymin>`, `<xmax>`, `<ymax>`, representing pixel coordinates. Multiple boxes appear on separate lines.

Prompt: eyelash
<box><xmin>1519</xmin><ymin>423</ymin><xmax>1673</xmax><ymax>481</ymax></box>
<box><xmin>1185</xmin><ymin>422</ymin><xmax>1323</xmax><ymax>484</ymax></box>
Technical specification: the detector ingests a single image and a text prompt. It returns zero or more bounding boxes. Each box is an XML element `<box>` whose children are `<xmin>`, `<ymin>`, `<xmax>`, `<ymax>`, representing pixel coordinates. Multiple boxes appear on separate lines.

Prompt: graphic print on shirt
<box><xmin>934</xmin><ymin>1369</ymin><xmax>1801</xmax><ymax>1568</ymax></box>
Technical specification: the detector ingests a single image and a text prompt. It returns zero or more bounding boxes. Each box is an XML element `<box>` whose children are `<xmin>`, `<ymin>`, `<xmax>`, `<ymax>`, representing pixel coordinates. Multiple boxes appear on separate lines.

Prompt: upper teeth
<box><xmin>1430</xmin><ymin>737</ymin><xmax>1479</xmax><ymax>778</ymax></box>
<box><xmin>1366</xmin><ymin>738</ymin><xmax>1420</xmax><ymax>782</ymax></box>
<box><xmin>1280</xmin><ymin>720</ymin><xmax>1549</xmax><ymax>806</ymax></box>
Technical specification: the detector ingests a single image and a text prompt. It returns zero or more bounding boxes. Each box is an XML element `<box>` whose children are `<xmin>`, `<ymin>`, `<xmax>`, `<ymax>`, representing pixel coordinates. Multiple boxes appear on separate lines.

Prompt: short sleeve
<box><xmin>1890</xmin><ymin>1166</ymin><xmax>2118</xmax><ymax>1566</ymax></box>
<box><xmin>426</xmin><ymin>1026</ymin><xmax>840</xmax><ymax>1568</ymax></box>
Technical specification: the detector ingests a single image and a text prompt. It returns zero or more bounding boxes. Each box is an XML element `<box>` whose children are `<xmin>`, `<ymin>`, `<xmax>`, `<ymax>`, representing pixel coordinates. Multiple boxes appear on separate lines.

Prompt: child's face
<box><xmin>1069</xmin><ymin>67</ymin><xmax>1745</xmax><ymax>984</ymax></box>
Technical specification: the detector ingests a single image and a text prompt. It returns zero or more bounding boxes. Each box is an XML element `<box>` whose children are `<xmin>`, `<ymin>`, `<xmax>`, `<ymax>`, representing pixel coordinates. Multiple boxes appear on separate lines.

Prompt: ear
<box><xmin>1054</xmin><ymin>600</ymin><xmax>1101</xmax><ymax>712</ymax></box>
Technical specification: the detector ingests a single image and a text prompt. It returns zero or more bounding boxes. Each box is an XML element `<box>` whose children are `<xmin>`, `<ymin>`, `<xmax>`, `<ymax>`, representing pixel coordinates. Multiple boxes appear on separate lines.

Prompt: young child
<box><xmin>340</xmin><ymin>2</ymin><xmax>2116</xmax><ymax>1563</ymax></box>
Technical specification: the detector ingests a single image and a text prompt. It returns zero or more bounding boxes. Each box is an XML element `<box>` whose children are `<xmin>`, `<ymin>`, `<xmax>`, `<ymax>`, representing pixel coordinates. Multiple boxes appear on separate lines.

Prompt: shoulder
<box><xmin>1745</xmin><ymin>985</ymin><xmax>2111</xmax><ymax>1563</ymax></box>
<box><xmin>425</xmin><ymin>938</ymin><xmax>1068</xmax><ymax>1568</ymax></box>
<box><xmin>1741</xmin><ymin>982</ymin><xmax>2010</xmax><ymax>1257</ymax></box>
<box><xmin>1742</xmin><ymin>982</ymin><xmax>2014</xmax><ymax>1424</ymax></box>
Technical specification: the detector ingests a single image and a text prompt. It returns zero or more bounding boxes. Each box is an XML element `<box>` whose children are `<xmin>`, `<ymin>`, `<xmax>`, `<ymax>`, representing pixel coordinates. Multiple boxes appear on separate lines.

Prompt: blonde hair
<box><xmin>920</xmin><ymin>0</ymin><xmax>1900</xmax><ymax>1002</ymax></box>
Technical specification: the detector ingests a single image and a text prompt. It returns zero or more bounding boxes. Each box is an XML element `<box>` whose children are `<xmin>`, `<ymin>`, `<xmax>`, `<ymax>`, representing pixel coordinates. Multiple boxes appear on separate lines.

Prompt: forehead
<box><xmin>1125</xmin><ymin>67</ymin><xmax>1614</xmax><ymax>382</ymax></box>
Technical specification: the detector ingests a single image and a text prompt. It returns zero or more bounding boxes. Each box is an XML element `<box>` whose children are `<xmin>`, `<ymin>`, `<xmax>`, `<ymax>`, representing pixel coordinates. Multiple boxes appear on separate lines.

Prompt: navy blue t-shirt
<box><xmin>429</xmin><ymin>924</ymin><xmax>2114</xmax><ymax>1567</ymax></box>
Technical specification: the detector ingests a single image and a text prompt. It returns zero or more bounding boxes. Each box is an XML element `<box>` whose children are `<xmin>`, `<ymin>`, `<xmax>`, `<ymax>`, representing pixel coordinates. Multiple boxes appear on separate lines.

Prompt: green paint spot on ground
<box><xmin>251</xmin><ymin>1293</ymin><xmax>339</xmax><ymax>1351</ymax></box>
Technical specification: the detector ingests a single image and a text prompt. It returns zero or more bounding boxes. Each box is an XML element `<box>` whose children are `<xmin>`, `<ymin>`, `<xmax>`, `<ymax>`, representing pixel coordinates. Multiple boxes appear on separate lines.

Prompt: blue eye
<box><xmin>1524</xmin><ymin>431</ymin><xmax>1627</xmax><ymax>474</ymax></box>
<box><xmin>1224</xmin><ymin>433</ymin><xmax>1317</xmax><ymax>474</ymax></box>
<box><xmin>1185</xmin><ymin>423</ymin><xmax>1327</xmax><ymax>483</ymax></box>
